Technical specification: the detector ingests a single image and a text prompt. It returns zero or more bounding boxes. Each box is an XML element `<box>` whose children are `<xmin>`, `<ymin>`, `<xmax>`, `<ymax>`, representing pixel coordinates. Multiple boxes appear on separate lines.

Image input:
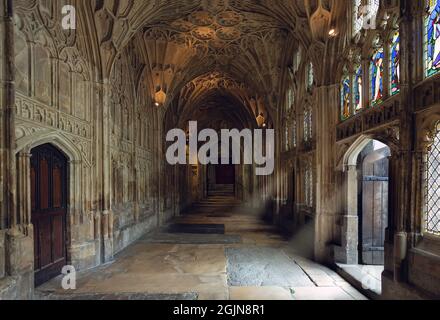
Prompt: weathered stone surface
<box><xmin>6</xmin><ymin>233</ymin><xmax>33</xmax><ymax>276</ymax></box>
<box><xmin>226</xmin><ymin>247</ymin><xmax>314</xmax><ymax>287</ymax></box>
<box><xmin>167</xmin><ymin>223</ymin><xmax>226</xmax><ymax>235</ymax></box>
<box><xmin>35</xmin><ymin>208</ymin><xmax>364</xmax><ymax>301</ymax></box>
<box><xmin>0</xmin><ymin>231</ymin><xmax>5</xmax><ymax>278</ymax></box>
<box><xmin>0</xmin><ymin>0</ymin><xmax>437</xmax><ymax>300</ymax></box>
<box><xmin>35</xmin><ymin>292</ymin><xmax>198</xmax><ymax>301</ymax></box>
<box><xmin>0</xmin><ymin>276</ymin><xmax>18</xmax><ymax>300</ymax></box>
<box><xmin>141</xmin><ymin>232</ymin><xmax>242</xmax><ymax>245</ymax></box>
<box><xmin>229</xmin><ymin>286</ymin><xmax>293</xmax><ymax>300</ymax></box>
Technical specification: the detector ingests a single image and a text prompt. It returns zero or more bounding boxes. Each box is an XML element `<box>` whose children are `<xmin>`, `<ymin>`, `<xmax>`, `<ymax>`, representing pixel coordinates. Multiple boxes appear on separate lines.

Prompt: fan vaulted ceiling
<box><xmin>86</xmin><ymin>0</ymin><xmax>344</xmax><ymax>120</ymax></box>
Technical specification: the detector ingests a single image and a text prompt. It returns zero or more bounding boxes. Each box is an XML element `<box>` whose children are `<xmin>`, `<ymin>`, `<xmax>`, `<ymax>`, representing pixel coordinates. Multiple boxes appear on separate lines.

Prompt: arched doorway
<box><xmin>207</xmin><ymin>158</ymin><xmax>236</xmax><ymax>196</ymax></box>
<box><xmin>358</xmin><ymin>140</ymin><xmax>390</xmax><ymax>265</ymax></box>
<box><xmin>31</xmin><ymin>144</ymin><xmax>68</xmax><ymax>286</ymax></box>
<box><xmin>337</xmin><ymin>137</ymin><xmax>392</xmax><ymax>295</ymax></box>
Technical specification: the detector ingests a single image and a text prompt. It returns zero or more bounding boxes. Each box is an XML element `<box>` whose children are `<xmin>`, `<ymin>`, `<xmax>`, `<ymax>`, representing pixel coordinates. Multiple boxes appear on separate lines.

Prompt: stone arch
<box><xmin>16</xmin><ymin>131</ymin><xmax>82</xmax><ymax>162</ymax></box>
<box><xmin>336</xmin><ymin>134</ymin><xmax>392</xmax><ymax>268</ymax></box>
<box><xmin>417</xmin><ymin>109</ymin><xmax>440</xmax><ymax>151</ymax></box>
<box><xmin>342</xmin><ymin>134</ymin><xmax>399</xmax><ymax>171</ymax></box>
<box><xmin>15</xmin><ymin>132</ymin><xmax>84</xmax><ymax>271</ymax></box>
<box><xmin>343</xmin><ymin>135</ymin><xmax>375</xmax><ymax>170</ymax></box>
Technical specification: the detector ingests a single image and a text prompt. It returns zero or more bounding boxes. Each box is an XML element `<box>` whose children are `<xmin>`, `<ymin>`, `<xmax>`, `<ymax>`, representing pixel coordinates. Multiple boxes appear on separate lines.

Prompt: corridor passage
<box><xmin>37</xmin><ymin>197</ymin><xmax>366</xmax><ymax>300</ymax></box>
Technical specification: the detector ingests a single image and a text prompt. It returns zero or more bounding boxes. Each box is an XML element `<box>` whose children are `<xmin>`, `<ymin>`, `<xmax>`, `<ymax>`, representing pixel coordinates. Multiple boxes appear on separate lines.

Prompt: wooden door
<box><xmin>361</xmin><ymin>157</ymin><xmax>388</xmax><ymax>265</ymax></box>
<box><xmin>215</xmin><ymin>164</ymin><xmax>235</xmax><ymax>185</ymax></box>
<box><xmin>31</xmin><ymin>144</ymin><xmax>68</xmax><ymax>286</ymax></box>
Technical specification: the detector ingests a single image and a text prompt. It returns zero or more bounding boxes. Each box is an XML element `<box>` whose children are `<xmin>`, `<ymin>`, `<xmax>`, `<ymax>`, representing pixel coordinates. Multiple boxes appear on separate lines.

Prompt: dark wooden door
<box><xmin>215</xmin><ymin>164</ymin><xmax>235</xmax><ymax>185</ymax></box>
<box><xmin>361</xmin><ymin>157</ymin><xmax>388</xmax><ymax>265</ymax></box>
<box><xmin>31</xmin><ymin>144</ymin><xmax>68</xmax><ymax>286</ymax></box>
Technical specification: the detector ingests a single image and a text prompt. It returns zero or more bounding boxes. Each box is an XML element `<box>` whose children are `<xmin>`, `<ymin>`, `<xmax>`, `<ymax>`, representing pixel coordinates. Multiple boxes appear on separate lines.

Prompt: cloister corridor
<box><xmin>36</xmin><ymin>195</ymin><xmax>366</xmax><ymax>301</ymax></box>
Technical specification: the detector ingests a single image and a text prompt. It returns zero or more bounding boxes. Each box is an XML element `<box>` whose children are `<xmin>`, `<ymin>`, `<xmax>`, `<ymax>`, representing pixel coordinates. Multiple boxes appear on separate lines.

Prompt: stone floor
<box><xmin>36</xmin><ymin>196</ymin><xmax>367</xmax><ymax>300</ymax></box>
<box><xmin>336</xmin><ymin>263</ymin><xmax>384</xmax><ymax>298</ymax></box>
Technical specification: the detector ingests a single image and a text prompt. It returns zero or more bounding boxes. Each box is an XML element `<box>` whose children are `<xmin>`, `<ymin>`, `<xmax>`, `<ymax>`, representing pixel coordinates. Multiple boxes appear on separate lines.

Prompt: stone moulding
<box><xmin>337</xmin><ymin>94</ymin><xmax>401</xmax><ymax>142</ymax></box>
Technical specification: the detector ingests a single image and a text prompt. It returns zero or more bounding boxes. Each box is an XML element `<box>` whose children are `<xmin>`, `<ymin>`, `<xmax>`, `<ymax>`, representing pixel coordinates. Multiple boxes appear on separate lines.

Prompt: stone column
<box><xmin>314</xmin><ymin>84</ymin><xmax>338</xmax><ymax>263</ymax></box>
<box><xmin>16</xmin><ymin>151</ymin><xmax>32</xmax><ymax>235</ymax></box>
<box><xmin>101</xmin><ymin>79</ymin><xmax>114</xmax><ymax>262</ymax></box>
<box><xmin>1</xmin><ymin>2</ymin><xmax>34</xmax><ymax>298</ymax></box>
<box><xmin>273</xmin><ymin>105</ymin><xmax>283</xmax><ymax>225</ymax></box>
<box><xmin>91</xmin><ymin>80</ymin><xmax>103</xmax><ymax>267</ymax></box>
<box><xmin>0</xmin><ymin>0</ymin><xmax>17</xmax><ymax>232</ymax></box>
<box><xmin>0</xmin><ymin>0</ymin><xmax>11</xmax><ymax>279</ymax></box>
<box><xmin>334</xmin><ymin>165</ymin><xmax>359</xmax><ymax>264</ymax></box>
<box><xmin>391</xmin><ymin>1</ymin><xmax>415</xmax><ymax>283</ymax></box>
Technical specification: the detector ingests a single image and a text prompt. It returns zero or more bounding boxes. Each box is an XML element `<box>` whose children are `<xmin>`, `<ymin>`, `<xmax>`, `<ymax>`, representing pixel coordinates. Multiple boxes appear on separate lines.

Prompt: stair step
<box><xmin>167</xmin><ymin>223</ymin><xmax>225</xmax><ymax>235</ymax></box>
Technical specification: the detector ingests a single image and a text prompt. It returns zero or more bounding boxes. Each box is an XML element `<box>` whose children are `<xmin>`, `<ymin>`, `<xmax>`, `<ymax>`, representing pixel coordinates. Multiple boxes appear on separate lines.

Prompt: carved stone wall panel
<box><xmin>414</xmin><ymin>76</ymin><xmax>440</xmax><ymax>111</ymax></box>
<box><xmin>337</xmin><ymin>98</ymin><xmax>401</xmax><ymax>142</ymax></box>
<box><xmin>16</xmin><ymin>93</ymin><xmax>92</xmax><ymax>141</ymax></box>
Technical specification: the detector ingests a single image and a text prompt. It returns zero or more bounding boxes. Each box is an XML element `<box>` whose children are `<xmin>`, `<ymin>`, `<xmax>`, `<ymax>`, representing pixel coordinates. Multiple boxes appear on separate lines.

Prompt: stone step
<box><xmin>167</xmin><ymin>223</ymin><xmax>225</xmax><ymax>235</ymax></box>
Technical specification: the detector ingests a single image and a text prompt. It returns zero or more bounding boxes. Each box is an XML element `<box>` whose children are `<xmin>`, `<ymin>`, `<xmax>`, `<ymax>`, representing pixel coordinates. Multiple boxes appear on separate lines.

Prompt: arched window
<box><xmin>292</xmin><ymin>118</ymin><xmax>297</xmax><ymax>148</ymax></box>
<box><xmin>425</xmin><ymin>0</ymin><xmax>440</xmax><ymax>78</ymax></box>
<box><xmin>353</xmin><ymin>64</ymin><xmax>363</xmax><ymax>112</ymax></box>
<box><xmin>425</xmin><ymin>122</ymin><xmax>440</xmax><ymax>235</ymax></box>
<box><xmin>353</xmin><ymin>0</ymin><xmax>380</xmax><ymax>37</ymax></box>
<box><xmin>305</xmin><ymin>161</ymin><xmax>313</xmax><ymax>208</ymax></box>
<box><xmin>287</xmin><ymin>88</ymin><xmax>294</xmax><ymax>111</ymax></box>
<box><xmin>390</xmin><ymin>30</ymin><xmax>401</xmax><ymax>95</ymax></box>
<box><xmin>293</xmin><ymin>47</ymin><xmax>303</xmax><ymax>74</ymax></box>
<box><xmin>307</xmin><ymin>62</ymin><xmax>314</xmax><ymax>91</ymax></box>
<box><xmin>286</xmin><ymin>85</ymin><xmax>295</xmax><ymax>151</ymax></box>
<box><xmin>370</xmin><ymin>44</ymin><xmax>384</xmax><ymax>106</ymax></box>
<box><xmin>285</xmin><ymin>126</ymin><xmax>290</xmax><ymax>151</ymax></box>
<box><xmin>353</xmin><ymin>0</ymin><xmax>363</xmax><ymax>36</ymax></box>
<box><xmin>341</xmin><ymin>70</ymin><xmax>351</xmax><ymax>120</ymax></box>
<box><xmin>304</xmin><ymin>104</ymin><xmax>312</xmax><ymax>142</ymax></box>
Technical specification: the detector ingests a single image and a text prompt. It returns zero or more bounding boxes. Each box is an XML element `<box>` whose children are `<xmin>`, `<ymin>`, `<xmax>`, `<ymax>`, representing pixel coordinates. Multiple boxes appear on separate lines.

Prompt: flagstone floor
<box><xmin>36</xmin><ymin>196</ymin><xmax>367</xmax><ymax>300</ymax></box>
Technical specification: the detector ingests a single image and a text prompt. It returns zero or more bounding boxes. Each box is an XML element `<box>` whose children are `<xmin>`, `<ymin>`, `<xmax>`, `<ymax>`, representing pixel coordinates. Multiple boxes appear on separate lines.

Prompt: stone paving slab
<box><xmin>226</xmin><ymin>247</ymin><xmax>315</xmax><ymax>287</ymax></box>
<box><xmin>141</xmin><ymin>232</ymin><xmax>242</xmax><ymax>245</ymax></box>
<box><xmin>33</xmin><ymin>203</ymin><xmax>366</xmax><ymax>301</ymax></box>
<box><xmin>35</xmin><ymin>291</ymin><xmax>198</xmax><ymax>300</ymax></box>
<box><xmin>167</xmin><ymin>223</ymin><xmax>225</xmax><ymax>235</ymax></box>
<box><xmin>292</xmin><ymin>287</ymin><xmax>355</xmax><ymax>300</ymax></box>
<box><xmin>229</xmin><ymin>286</ymin><xmax>294</xmax><ymax>300</ymax></box>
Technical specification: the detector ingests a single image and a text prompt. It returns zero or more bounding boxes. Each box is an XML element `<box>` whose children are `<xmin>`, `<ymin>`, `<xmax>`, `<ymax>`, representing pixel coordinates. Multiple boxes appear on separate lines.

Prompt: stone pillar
<box><xmin>314</xmin><ymin>84</ymin><xmax>338</xmax><ymax>263</ymax></box>
<box><xmin>102</xmin><ymin>79</ymin><xmax>114</xmax><ymax>262</ymax></box>
<box><xmin>69</xmin><ymin>159</ymin><xmax>82</xmax><ymax>225</ymax></box>
<box><xmin>16</xmin><ymin>151</ymin><xmax>32</xmax><ymax>235</ymax></box>
<box><xmin>1</xmin><ymin>4</ymin><xmax>34</xmax><ymax>299</ymax></box>
<box><xmin>0</xmin><ymin>0</ymin><xmax>17</xmax><ymax>232</ymax></box>
<box><xmin>91</xmin><ymin>80</ymin><xmax>103</xmax><ymax>266</ymax></box>
<box><xmin>155</xmin><ymin>109</ymin><xmax>163</xmax><ymax>226</ymax></box>
<box><xmin>334</xmin><ymin>165</ymin><xmax>359</xmax><ymax>264</ymax></box>
<box><xmin>391</xmin><ymin>1</ymin><xmax>415</xmax><ymax>283</ymax></box>
<box><xmin>273</xmin><ymin>108</ymin><xmax>283</xmax><ymax>225</ymax></box>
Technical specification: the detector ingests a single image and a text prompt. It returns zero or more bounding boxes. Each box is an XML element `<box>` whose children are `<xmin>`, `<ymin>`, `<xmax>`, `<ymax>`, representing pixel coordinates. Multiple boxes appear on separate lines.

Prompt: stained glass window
<box><xmin>425</xmin><ymin>122</ymin><xmax>440</xmax><ymax>235</ymax></box>
<box><xmin>370</xmin><ymin>47</ymin><xmax>384</xmax><ymax>106</ymax></box>
<box><xmin>426</xmin><ymin>0</ymin><xmax>440</xmax><ymax>77</ymax></box>
<box><xmin>353</xmin><ymin>64</ymin><xmax>363</xmax><ymax>112</ymax></box>
<box><xmin>341</xmin><ymin>75</ymin><xmax>351</xmax><ymax>120</ymax></box>
<box><xmin>390</xmin><ymin>31</ymin><xmax>401</xmax><ymax>95</ymax></box>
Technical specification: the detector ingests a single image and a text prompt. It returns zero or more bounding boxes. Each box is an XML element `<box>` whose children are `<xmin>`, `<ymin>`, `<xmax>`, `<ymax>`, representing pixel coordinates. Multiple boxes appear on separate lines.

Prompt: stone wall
<box><xmin>276</xmin><ymin>0</ymin><xmax>440</xmax><ymax>299</ymax></box>
<box><xmin>0</xmin><ymin>0</ymin><xmax>176</xmax><ymax>299</ymax></box>
<box><xmin>1</xmin><ymin>0</ymin><xmax>439</xmax><ymax>301</ymax></box>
